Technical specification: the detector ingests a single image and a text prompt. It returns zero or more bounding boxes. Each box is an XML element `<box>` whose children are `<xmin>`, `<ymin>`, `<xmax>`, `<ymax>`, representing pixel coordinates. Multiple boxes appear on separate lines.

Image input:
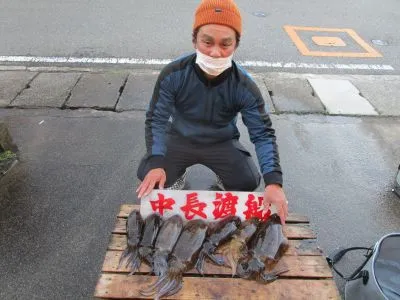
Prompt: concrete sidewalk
<box><xmin>1</xmin><ymin>67</ymin><xmax>400</xmax><ymax>116</ymax></box>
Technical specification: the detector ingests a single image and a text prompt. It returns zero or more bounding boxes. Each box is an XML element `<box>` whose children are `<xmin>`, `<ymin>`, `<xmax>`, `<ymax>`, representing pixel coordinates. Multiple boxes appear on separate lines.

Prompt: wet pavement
<box><xmin>0</xmin><ymin>70</ymin><xmax>399</xmax><ymax>299</ymax></box>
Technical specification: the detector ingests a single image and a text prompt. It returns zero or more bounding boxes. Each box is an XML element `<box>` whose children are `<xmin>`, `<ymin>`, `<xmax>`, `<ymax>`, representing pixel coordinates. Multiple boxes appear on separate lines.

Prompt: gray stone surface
<box><xmin>264</xmin><ymin>75</ymin><xmax>325</xmax><ymax>113</ymax></box>
<box><xmin>116</xmin><ymin>70</ymin><xmax>159</xmax><ymax>111</ymax></box>
<box><xmin>352</xmin><ymin>78</ymin><xmax>400</xmax><ymax>116</ymax></box>
<box><xmin>252</xmin><ymin>75</ymin><xmax>275</xmax><ymax>113</ymax></box>
<box><xmin>12</xmin><ymin>72</ymin><xmax>80</xmax><ymax>108</ymax></box>
<box><xmin>67</xmin><ymin>72</ymin><xmax>127</xmax><ymax>109</ymax></box>
<box><xmin>308</xmin><ymin>79</ymin><xmax>378</xmax><ymax>115</ymax></box>
<box><xmin>0</xmin><ymin>71</ymin><xmax>37</xmax><ymax>107</ymax></box>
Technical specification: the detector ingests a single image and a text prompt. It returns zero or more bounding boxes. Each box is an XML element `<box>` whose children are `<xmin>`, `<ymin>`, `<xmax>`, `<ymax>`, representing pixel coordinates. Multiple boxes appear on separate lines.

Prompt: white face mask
<box><xmin>195</xmin><ymin>49</ymin><xmax>233</xmax><ymax>76</ymax></box>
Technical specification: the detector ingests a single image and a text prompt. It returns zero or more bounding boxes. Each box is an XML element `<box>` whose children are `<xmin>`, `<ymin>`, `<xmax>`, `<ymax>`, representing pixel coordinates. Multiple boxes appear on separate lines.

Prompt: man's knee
<box><xmin>225</xmin><ymin>171</ymin><xmax>261</xmax><ymax>191</ymax></box>
<box><xmin>242</xmin><ymin>172</ymin><xmax>261</xmax><ymax>191</ymax></box>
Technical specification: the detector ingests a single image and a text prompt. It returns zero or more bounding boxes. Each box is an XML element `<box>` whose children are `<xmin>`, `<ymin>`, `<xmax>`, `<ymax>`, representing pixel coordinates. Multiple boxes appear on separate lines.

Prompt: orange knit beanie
<box><xmin>193</xmin><ymin>0</ymin><xmax>242</xmax><ymax>36</ymax></box>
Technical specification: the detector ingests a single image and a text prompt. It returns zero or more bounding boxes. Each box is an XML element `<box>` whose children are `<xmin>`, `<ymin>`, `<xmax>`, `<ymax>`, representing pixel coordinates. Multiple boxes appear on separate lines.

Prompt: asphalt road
<box><xmin>0</xmin><ymin>109</ymin><xmax>399</xmax><ymax>299</ymax></box>
<box><xmin>0</xmin><ymin>0</ymin><xmax>399</xmax><ymax>74</ymax></box>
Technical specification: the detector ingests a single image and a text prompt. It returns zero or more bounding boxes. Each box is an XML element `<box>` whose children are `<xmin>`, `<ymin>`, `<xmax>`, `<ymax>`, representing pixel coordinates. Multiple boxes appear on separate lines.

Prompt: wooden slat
<box><xmin>102</xmin><ymin>251</ymin><xmax>332</xmax><ymax>278</ymax></box>
<box><xmin>94</xmin><ymin>274</ymin><xmax>340</xmax><ymax>299</ymax></box>
<box><xmin>118</xmin><ymin>204</ymin><xmax>309</xmax><ymax>223</ymax></box>
<box><xmin>284</xmin><ymin>224</ymin><xmax>316</xmax><ymax>239</ymax></box>
<box><xmin>108</xmin><ymin>234</ymin><xmax>323</xmax><ymax>256</ymax></box>
<box><xmin>108</xmin><ymin>234</ymin><xmax>127</xmax><ymax>251</ymax></box>
<box><xmin>95</xmin><ymin>205</ymin><xmax>340</xmax><ymax>299</ymax></box>
<box><xmin>113</xmin><ymin>218</ymin><xmax>316</xmax><ymax>239</ymax></box>
<box><xmin>285</xmin><ymin>212</ymin><xmax>310</xmax><ymax>223</ymax></box>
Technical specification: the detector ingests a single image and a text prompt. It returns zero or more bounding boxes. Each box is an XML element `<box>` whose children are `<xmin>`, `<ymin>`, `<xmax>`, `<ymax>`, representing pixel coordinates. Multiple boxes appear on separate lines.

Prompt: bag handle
<box><xmin>326</xmin><ymin>246</ymin><xmax>373</xmax><ymax>283</ymax></box>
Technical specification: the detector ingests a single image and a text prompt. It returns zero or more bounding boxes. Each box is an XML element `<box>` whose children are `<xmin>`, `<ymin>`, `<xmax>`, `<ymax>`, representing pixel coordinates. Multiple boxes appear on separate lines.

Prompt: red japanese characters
<box><xmin>150</xmin><ymin>193</ymin><xmax>175</xmax><ymax>215</ymax></box>
<box><xmin>147</xmin><ymin>191</ymin><xmax>270</xmax><ymax>221</ymax></box>
<box><xmin>212</xmin><ymin>192</ymin><xmax>238</xmax><ymax>219</ymax></box>
<box><xmin>180</xmin><ymin>192</ymin><xmax>207</xmax><ymax>220</ymax></box>
<box><xmin>243</xmin><ymin>194</ymin><xmax>271</xmax><ymax>221</ymax></box>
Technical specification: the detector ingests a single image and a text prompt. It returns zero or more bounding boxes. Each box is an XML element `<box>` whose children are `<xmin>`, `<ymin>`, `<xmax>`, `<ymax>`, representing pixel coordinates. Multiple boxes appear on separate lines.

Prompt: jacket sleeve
<box><xmin>144</xmin><ymin>70</ymin><xmax>176</xmax><ymax>169</ymax></box>
<box><xmin>239</xmin><ymin>81</ymin><xmax>283</xmax><ymax>186</ymax></box>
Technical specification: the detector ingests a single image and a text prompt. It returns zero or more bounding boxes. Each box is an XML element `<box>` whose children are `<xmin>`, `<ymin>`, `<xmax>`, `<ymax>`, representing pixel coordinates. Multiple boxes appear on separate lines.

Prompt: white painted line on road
<box><xmin>0</xmin><ymin>55</ymin><xmax>395</xmax><ymax>71</ymax></box>
<box><xmin>240</xmin><ymin>61</ymin><xmax>395</xmax><ymax>70</ymax></box>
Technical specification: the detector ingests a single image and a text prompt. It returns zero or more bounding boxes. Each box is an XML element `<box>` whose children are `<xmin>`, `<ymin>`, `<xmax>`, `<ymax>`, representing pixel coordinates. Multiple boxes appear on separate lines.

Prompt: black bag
<box><xmin>327</xmin><ymin>233</ymin><xmax>400</xmax><ymax>300</ymax></box>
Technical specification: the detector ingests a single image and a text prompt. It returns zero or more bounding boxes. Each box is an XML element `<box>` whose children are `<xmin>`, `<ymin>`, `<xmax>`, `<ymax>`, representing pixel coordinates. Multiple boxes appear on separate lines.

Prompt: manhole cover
<box><xmin>252</xmin><ymin>11</ymin><xmax>267</xmax><ymax>17</ymax></box>
<box><xmin>371</xmin><ymin>39</ymin><xmax>389</xmax><ymax>46</ymax></box>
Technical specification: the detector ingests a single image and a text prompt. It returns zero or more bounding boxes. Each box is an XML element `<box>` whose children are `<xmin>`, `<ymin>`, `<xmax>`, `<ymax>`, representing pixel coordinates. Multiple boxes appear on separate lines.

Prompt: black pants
<box><xmin>137</xmin><ymin>136</ymin><xmax>261</xmax><ymax>191</ymax></box>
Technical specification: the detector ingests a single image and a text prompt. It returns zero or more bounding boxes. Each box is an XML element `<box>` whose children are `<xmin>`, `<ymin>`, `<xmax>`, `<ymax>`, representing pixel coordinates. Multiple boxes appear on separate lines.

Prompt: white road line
<box><xmin>0</xmin><ymin>55</ymin><xmax>395</xmax><ymax>71</ymax></box>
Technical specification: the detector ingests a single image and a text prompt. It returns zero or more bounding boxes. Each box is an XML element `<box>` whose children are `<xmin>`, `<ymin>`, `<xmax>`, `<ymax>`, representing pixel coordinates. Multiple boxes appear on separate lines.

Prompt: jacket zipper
<box><xmin>209</xmin><ymin>88</ymin><xmax>215</xmax><ymax>123</ymax></box>
<box><xmin>204</xmin><ymin>81</ymin><xmax>212</xmax><ymax>123</ymax></box>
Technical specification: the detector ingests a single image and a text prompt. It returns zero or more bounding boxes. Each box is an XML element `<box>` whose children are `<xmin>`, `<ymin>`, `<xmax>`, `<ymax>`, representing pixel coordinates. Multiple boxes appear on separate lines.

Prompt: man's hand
<box><xmin>264</xmin><ymin>184</ymin><xmax>288</xmax><ymax>225</ymax></box>
<box><xmin>136</xmin><ymin>168</ymin><xmax>166</xmax><ymax>198</ymax></box>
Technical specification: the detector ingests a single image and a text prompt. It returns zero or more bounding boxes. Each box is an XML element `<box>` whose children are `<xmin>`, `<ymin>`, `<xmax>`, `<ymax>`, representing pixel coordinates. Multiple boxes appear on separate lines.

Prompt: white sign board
<box><xmin>140</xmin><ymin>189</ymin><xmax>272</xmax><ymax>221</ymax></box>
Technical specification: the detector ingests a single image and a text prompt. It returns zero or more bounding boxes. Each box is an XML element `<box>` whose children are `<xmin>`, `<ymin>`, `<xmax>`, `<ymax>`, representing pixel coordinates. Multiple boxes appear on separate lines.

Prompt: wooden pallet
<box><xmin>94</xmin><ymin>204</ymin><xmax>340</xmax><ymax>299</ymax></box>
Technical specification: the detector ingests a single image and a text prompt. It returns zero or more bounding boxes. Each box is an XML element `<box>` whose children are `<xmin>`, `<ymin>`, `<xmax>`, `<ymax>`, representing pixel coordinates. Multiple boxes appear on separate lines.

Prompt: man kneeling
<box><xmin>136</xmin><ymin>0</ymin><xmax>288</xmax><ymax>224</ymax></box>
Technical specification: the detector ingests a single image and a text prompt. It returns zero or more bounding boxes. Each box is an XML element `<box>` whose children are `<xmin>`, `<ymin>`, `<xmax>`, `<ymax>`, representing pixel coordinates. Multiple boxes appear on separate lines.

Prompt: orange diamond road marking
<box><xmin>312</xmin><ymin>36</ymin><xmax>346</xmax><ymax>47</ymax></box>
<box><xmin>284</xmin><ymin>25</ymin><xmax>382</xmax><ymax>57</ymax></box>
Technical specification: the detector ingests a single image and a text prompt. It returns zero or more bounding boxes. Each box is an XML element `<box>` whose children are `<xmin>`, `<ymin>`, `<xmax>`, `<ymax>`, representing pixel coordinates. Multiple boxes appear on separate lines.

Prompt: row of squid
<box><xmin>118</xmin><ymin>211</ymin><xmax>289</xmax><ymax>299</ymax></box>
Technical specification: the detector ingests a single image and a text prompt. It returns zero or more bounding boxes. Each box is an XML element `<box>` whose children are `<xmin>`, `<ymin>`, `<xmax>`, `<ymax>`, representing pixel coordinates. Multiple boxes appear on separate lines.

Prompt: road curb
<box><xmin>0</xmin><ymin>68</ymin><xmax>400</xmax><ymax>117</ymax></box>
